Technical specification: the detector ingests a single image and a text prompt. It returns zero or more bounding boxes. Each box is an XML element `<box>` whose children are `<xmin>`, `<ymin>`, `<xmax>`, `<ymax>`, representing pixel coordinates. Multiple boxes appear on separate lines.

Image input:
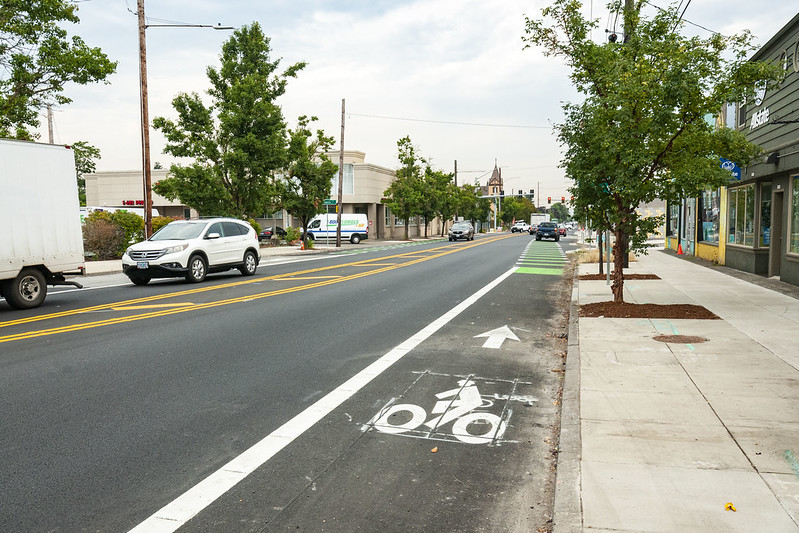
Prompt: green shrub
<box><xmin>284</xmin><ymin>226</ymin><xmax>302</xmax><ymax>244</ymax></box>
<box><xmin>111</xmin><ymin>210</ymin><xmax>145</xmax><ymax>245</ymax></box>
<box><xmin>82</xmin><ymin>218</ymin><xmax>126</xmax><ymax>260</ymax></box>
<box><xmin>152</xmin><ymin>215</ymin><xmax>176</xmax><ymax>234</ymax></box>
<box><xmin>247</xmin><ymin>218</ymin><xmax>261</xmax><ymax>235</ymax></box>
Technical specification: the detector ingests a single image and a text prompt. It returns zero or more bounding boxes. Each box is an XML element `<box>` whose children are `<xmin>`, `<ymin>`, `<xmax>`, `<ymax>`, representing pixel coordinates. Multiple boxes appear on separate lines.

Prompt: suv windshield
<box><xmin>539</xmin><ymin>222</ymin><xmax>556</xmax><ymax>228</ymax></box>
<box><xmin>452</xmin><ymin>223</ymin><xmax>471</xmax><ymax>230</ymax></box>
<box><xmin>150</xmin><ymin>222</ymin><xmax>207</xmax><ymax>241</ymax></box>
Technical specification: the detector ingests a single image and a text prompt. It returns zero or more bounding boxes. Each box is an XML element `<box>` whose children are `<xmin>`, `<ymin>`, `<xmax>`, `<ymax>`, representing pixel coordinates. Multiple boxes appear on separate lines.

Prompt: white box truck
<box><xmin>1</xmin><ymin>139</ymin><xmax>84</xmax><ymax>309</ymax></box>
<box><xmin>530</xmin><ymin>213</ymin><xmax>550</xmax><ymax>226</ymax></box>
<box><xmin>305</xmin><ymin>213</ymin><xmax>369</xmax><ymax>244</ymax></box>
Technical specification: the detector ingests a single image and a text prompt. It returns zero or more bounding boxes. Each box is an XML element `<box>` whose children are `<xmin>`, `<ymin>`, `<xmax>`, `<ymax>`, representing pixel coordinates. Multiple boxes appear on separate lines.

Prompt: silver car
<box><xmin>448</xmin><ymin>222</ymin><xmax>475</xmax><ymax>241</ymax></box>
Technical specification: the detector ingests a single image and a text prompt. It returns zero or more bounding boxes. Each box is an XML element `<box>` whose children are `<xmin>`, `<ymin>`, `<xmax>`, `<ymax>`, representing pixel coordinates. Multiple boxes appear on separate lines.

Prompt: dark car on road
<box><xmin>535</xmin><ymin>221</ymin><xmax>559</xmax><ymax>241</ymax></box>
<box><xmin>258</xmin><ymin>226</ymin><xmax>287</xmax><ymax>242</ymax></box>
<box><xmin>448</xmin><ymin>222</ymin><xmax>475</xmax><ymax>241</ymax></box>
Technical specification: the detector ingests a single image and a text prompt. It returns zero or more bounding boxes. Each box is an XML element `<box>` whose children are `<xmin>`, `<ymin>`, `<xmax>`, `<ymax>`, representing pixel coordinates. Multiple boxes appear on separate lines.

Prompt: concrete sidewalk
<box><xmin>555</xmin><ymin>249</ymin><xmax>799</xmax><ymax>532</ymax></box>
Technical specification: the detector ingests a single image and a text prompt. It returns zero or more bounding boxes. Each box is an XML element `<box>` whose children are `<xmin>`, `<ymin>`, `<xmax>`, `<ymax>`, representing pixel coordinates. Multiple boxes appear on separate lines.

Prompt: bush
<box><xmin>83</xmin><ymin>218</ymin><xmax>126</xmax><ymax>260</ymax></box>
<box><xmin>152</xmin><ymin>215</ymin><xmax>176</xmax><ymax>234</ymax></box>
<box><xmin>111</xmin><ymin>210</ymin><xmax>145</xmax><ymax>245</ymax></box>
<box><xmin>284</xmin><ymin>226</ymin><xmax>302</xmax><ymax>244</ymax></box>
<box><xmin>247</xmin><ymin>218</ymin><xmax>261</xmax><ymax>235</ymax></box>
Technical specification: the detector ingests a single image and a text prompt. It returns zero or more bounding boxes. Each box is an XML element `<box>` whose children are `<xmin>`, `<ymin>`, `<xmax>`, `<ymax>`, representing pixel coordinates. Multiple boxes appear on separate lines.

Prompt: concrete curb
<box><xmin>552</xmin><ymin>270</ymin><xmax>583</xmax><ymax>533</ymax></box>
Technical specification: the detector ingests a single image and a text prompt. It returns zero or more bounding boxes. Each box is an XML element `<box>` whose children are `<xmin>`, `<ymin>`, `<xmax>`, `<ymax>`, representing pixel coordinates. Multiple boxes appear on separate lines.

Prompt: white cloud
<box><xmin>38</xmin><ymin>0</ymin><xmax>799</xmax><ymax>201</ymax></box>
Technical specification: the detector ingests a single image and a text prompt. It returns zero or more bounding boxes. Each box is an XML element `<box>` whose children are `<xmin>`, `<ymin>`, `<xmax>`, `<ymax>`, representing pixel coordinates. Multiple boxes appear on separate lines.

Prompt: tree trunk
<box><xmin>404</xmin><ymin>221</ymin><xmax>410</xmax><ymax>240</ymax></box>
<box><xmin>611</xmin><ymin>228</ymin><xmax>625</xmax><ymax>303</ymax></box>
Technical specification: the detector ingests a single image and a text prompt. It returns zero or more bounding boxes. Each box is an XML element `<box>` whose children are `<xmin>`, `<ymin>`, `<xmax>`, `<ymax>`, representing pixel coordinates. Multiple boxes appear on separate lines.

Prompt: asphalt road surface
<box><xmin>0</xmin><ymin>232</ymin><xmax>575</xmax><ymax>532</ymax></box>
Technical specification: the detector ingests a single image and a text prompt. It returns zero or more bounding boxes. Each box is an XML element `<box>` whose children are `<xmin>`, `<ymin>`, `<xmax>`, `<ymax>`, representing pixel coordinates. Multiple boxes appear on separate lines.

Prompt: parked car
<box><xmin>535</xmin><ymin>221</ymin><xmax>560</xmax><ymax>241</ymax></box>
<box><xmin>528</xmin><ymin>224</ymin><xmax>538</xmax><ymax>235</ymax></box>
<box><xmin>448</xmin><ymin>222</ymin><xmax>475</xmax><ymax>241</ymax></box>
<box><xmin>122</xmin><ymin>218</ymin><xmax>261</xmax><ymax>285</ymax></box>
<box><xmin>258</xmin><ymin>226</ymin><xmax>287</xmax><ymax>241</ymax></box>
<box><xmin>511</xmin><ymin>221</ymin><xmax>530</xmax><ymax>233</ymax></box>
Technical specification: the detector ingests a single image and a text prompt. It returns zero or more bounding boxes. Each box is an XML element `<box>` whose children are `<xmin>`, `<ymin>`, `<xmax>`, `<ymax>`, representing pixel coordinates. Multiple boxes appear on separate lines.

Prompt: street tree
<box><xmin>436</xmin><ymin>182</ymin><xmax>461</xmax><ymax>236</ymax></box>
<box><xmin>419</xmin><ymin>167</ymin><xmax>454</xmax><ymax>238</ymax></box>
<box><xmin>153</xmin><ymin>23</ymin><xmax>306</xmax><ymax>220</ymax></box>
<box><xmin>549</xmin><ymin>202</ymin><xmax>570</xmax><ymax>223</ymax></box>
<box><xmin>0</xmin><ymin>0</ymin><xmax>116</xmax><ymax>139</ymax></box>
<box><xmin>280</xmin><ymin>116</ymin><xmax>337</xmax><ymax>245</ymax></box>
<box><xmin>72</xmin><ymin>140</ymin><xmax>100</xmax><ymax>206</ymax></box>
<box><xmin>458</xmin><ymin>184</ymin><xmax>491</xmax><ymax>228</ymax></box>
<box><xmin>499</xmin><ymin>196</ymin><xmax>524</xmax><ymax>226</ymax></box>
<box><xmin>384</xmin><ymin>136</ymin><xmax>425</xmax><ymax>240</ymax></box>
<box><xmin>524</xmin><ymin>0</ymin><xmax>781</xmax><ymax>302</ymax></box>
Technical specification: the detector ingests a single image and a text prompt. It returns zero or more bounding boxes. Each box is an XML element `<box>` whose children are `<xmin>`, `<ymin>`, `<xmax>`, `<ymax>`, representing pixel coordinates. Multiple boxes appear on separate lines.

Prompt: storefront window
<box><xmin>760</xmin><ymin>183</ymin><xmax>771</xmax><ymax>247</ymax></box>
<box><xmin>729</xmin><ymin>184</ymin><xmax>755</xmax><ymax>246</ymax></box>
<box><xmin>699</xmin><ymin>189</ymin><xmax>720</xmax><ymax>243</ymax></box>
<box><xmin>791</xmin><ymin>176</ymin><xmax>799</xmax><ymax>254</ymax></box>
<box><xmin>667</xmin><ymin>203</ymin><xmax>679</xmax><ymax>237</ymax></box>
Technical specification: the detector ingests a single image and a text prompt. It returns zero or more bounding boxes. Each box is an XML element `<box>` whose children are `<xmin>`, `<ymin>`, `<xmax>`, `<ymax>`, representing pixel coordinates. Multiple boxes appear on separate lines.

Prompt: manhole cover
<box><xmin>653</xmin><ymin>335</ymin><xmax>708</xmax><ymax>344</ymax></box>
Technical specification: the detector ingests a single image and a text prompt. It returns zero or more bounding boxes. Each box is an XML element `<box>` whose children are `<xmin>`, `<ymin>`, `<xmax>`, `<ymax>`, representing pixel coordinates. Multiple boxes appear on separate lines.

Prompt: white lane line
<box><xmin>128</xmin><ymin>267</ymin><xmax>516</xmax><ymax>532</ymax></box>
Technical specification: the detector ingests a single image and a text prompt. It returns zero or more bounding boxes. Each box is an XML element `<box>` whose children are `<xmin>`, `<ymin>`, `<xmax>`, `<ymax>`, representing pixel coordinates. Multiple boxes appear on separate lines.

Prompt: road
<box><xmin>0</xmin><ymin>232</ymin><xmax>575</xmax><ymax>532</ymax></box>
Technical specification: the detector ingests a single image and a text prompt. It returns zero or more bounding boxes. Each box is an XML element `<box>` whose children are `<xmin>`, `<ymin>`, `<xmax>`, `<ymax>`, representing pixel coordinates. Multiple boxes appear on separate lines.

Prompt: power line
<box><xmin>347</xmin><ymin>113</ymin><xmax>552</xmax><ymax>129</ymax></box>
<box><xmin>643</xmin><ymin>0</ymin><xmax>720</xmax><ymax>35</ymax></box>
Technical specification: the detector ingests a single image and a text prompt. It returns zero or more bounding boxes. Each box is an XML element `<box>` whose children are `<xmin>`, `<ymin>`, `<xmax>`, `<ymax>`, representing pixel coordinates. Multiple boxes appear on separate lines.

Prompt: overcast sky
<box><xmin>42</xmin><ymin>1</ymin><xmax>798</xmax><ymax>203</ymax></box>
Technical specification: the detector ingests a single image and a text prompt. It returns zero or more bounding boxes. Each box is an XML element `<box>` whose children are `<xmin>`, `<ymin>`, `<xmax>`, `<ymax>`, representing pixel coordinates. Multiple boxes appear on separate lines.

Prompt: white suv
<box><xmin>122</xmin><ymin>218</ymin><xmax>261</xmax><ymax>285</ymax></box>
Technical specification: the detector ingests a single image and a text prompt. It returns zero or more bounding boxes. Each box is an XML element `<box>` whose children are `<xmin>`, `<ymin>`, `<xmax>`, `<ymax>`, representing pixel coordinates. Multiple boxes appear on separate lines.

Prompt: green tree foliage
<box><xmin>153</xmin><ymin>22</ymin><xmax>306</xmax><ymax>220</ymax></box>
<box><xmin>499</xmin><ymin>196</ymin><xmax>525</xmax><ymax>226</ymax></box>
<box><xmin>384</xmin><ymin>136</ymin><xmax>426</xmax><ymax>240</ymax></box>
<box><xmin>436</xmin><ymin>182</ymin><xmax>461</xmax><ymax>236</ymax></box>
<box><xmin>457</xmin><ymin>184</ymin><xmax>491</xmax><ymax>228</ymax></box>
<box><xmin>0</xmin><ymin>0</ymin><xmax>116</xmax><ymax>139</ymax></box>
<box><xmin>419</xmin><ymin>167</ymin><xmax>455</xmax><ymax>238</ymax></box>
<box><xmin>524</xmin><ymin>0</ymin><xmax>781</xmax><ymax>302</ymax></box>
<box><xmin>549</xmin><ymin>202</ymin><xmax>571</xmax><ymax>223</ymax></box>
<box><xmin>280</xmin><ymin>116</ymin><xmax>337</xmax><ymax>244</ymax></box>
<box><xmin>72</xmin><ymin>140</ymin><xmax>100</xmax><ymax>206</ymax></box>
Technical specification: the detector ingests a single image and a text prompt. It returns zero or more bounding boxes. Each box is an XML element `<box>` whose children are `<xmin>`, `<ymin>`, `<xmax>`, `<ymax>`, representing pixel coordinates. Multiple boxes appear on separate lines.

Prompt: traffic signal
<box><xmin>561</xmin><ymin>196</ymin><xmax>565</xmax><ymax>203</ymax></box>
<box><xmin>547</xmin><ymin>196</ymin><xmax>551</xmax><ymax>204</ymax></box>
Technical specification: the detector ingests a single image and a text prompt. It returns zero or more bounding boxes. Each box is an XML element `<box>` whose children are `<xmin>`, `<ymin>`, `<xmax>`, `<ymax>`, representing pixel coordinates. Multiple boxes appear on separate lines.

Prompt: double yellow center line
<box><xmin>1</xmin><ymin>236</ymin><xmax>511</xmax><ymax>343</ymax></box>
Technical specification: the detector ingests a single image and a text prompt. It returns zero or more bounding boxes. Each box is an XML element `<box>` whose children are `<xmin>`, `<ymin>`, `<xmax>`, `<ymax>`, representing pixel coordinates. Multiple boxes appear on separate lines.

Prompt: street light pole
<box><xmin>136</xmin><ymin>0</ymin><xmax>153</xmax><ymax>237</ymax></box>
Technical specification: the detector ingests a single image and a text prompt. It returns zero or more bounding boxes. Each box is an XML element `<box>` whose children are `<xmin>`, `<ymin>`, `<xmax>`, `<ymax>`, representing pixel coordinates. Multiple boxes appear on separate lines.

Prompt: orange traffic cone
<box><xmin>677</xmin><ymin>243</ymin><xmax>683</xmax><ymax>255</ymax></box>
<box><xmin>301</xmin><ymin>240</ymin><xmax>305</xmax><ymax>251</ymax></box>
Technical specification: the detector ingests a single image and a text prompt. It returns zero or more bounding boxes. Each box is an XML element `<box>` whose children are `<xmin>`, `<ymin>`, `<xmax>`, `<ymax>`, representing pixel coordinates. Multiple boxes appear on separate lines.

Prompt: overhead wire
<box><xmin>347</xmin><ymin>113</ymin><xmax>551</xmax><ymax>129</ymax></box>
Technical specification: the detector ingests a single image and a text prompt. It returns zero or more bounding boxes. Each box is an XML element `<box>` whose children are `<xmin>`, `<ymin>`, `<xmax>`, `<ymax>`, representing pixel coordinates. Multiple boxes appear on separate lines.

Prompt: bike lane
<box><xmin>159</xmin><ymin>242</ymin><xmax>570</xmax><ymax>532</ymax></box>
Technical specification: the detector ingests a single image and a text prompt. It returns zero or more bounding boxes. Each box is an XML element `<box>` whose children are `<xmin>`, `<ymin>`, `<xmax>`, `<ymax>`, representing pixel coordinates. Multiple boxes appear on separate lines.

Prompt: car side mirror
<box><xmin>206</xmin><ymin>232</ymin><xmax>221</xmax><ymax>240</ymax></box>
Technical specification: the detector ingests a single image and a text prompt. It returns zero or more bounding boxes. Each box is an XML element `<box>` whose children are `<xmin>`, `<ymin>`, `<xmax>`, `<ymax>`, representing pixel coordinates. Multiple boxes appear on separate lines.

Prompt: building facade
<box><xmin>85</xmin><ymin>150</ymin><xmax>444</xmax><ymax>240</ymax></box>
<box><xmin>726</xmin><ymin>13</ymin><xmax>799</xmax><ymax>285</ymax></box>
<box><xmin>666</xmin><ymin>13</ymin><xmax>799</xmax><ymax>287</ymax></box>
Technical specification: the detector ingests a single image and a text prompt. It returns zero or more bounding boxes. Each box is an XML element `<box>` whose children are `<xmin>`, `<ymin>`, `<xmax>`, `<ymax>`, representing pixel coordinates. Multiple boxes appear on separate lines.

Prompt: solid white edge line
<box><xmin>128</xmin><ymin>266</ymin><xmax>517</xmax><ymax>532</ymax></box>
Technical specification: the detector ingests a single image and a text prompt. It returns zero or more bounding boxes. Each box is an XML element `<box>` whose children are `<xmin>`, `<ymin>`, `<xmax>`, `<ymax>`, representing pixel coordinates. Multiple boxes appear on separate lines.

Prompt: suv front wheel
<box><xmin>186</xmin><ymin>254</ymin><xmax>207</xmax><ymax>283</ymax></box>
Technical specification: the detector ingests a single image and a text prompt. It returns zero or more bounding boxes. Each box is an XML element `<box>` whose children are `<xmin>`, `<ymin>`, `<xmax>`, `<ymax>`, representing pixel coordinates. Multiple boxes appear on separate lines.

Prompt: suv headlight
<box><xmin>163</xmin><ymin>243</ymin><xmax>189</xmax><ymax>255</ymax></box>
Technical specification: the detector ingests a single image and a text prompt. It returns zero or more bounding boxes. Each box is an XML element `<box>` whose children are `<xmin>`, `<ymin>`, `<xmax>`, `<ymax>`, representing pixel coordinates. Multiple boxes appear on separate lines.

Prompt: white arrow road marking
<box><xmin>474</xmin><ymin>325</ymin><xmax>520</xmax><ymax>349</ymax></box>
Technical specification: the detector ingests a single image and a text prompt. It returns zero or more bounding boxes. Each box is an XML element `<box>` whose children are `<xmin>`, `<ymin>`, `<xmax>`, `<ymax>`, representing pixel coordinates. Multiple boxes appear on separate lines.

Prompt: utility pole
<box><xmin>623</xmin><ymin>0</ymin><xmax>634</xmax><ymax>44</ymax></box>
<box><xmin>137</xmin><ymin>0</ymin><xmax>153</xmax><ymax>238</ymax></box>
<box><xmin>336</xmin><ymin>98</ymin><xmax>345</xmax><ymax>247</ymax></box>
<box><xmin>47</xmin><ymin>105</ymin><xmax>54</xmax><ymax>144</ymax></box>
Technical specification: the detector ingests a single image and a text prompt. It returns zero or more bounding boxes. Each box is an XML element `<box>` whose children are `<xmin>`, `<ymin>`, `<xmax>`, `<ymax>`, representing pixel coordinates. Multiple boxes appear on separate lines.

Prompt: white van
<box><xmin>305</xmin><ymin>213</ymin><xmax>369</xmax><ymax>244</ymax></box>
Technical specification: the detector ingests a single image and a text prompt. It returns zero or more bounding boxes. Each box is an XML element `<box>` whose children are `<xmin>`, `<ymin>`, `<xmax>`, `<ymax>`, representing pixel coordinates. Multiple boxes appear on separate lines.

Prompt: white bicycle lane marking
<box><xmin>128</xmin><ymin>267</ymin><xmax>516</xmax><ymax>533</ymax></box>
<box><xmin>369</xmin><ymin>378</ymin><xmax>509</xmax><ymax>444</ymax></box>
<box><xmin>367</xmin><ymin>374</ymin><xmax>538</xmax><ymax>445</ymax></box>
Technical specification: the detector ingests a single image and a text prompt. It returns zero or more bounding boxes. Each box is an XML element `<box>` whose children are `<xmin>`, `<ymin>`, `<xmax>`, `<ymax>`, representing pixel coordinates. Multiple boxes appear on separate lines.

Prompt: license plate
<box><xmin>137</xmin><ymin>261</ymin><xmax>149</xmax><ymax>269</ymax></box>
